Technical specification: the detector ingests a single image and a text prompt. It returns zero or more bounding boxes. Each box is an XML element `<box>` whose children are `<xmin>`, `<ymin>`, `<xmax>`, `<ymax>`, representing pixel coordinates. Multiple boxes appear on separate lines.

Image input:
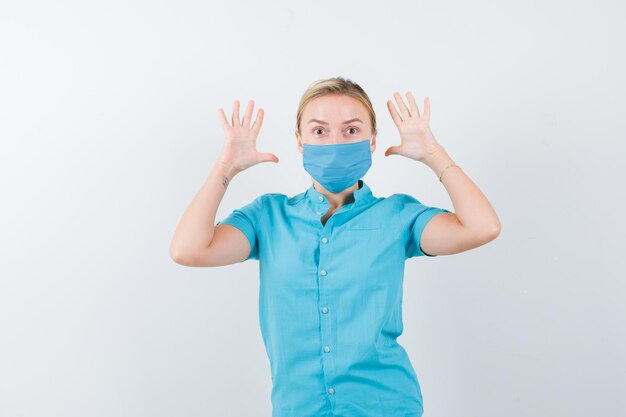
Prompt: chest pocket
<box><xmin>343</xmin><ymin>222</ymin><xmax>401</xmax><ymax>249</ymax></box>
<box><xmin>344</xmin><ymin>223</ymin><xmax>385</xmax><ymax>248</ymax></box>
<box><xmin>338</xmin><ymin>222</ymin><xmax>404</xmax><ymax>287</ymax></box>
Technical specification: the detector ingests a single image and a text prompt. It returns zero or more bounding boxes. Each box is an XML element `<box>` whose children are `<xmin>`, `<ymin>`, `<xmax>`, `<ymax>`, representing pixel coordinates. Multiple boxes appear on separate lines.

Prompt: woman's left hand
<box><xmin>385</xmin><ymin>92</ymin><xmax>443</xmax><ymax>163</ymax></box>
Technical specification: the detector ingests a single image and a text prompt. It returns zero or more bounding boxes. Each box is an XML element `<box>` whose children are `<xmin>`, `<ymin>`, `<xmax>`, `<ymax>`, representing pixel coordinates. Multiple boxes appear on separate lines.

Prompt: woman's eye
<box><xmin>313</xmin><ymin>127</ymin><xmax>358</xmax><ymax>135</ymax></box>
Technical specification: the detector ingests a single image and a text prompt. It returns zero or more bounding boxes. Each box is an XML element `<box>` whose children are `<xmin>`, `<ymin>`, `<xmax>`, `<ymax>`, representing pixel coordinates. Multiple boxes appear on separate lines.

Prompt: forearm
<box><xmin>422</xmin><ymin>146</ymin><xmax>501</xmax><ymax>236</ymax></box>
<box><xmin>169</xmin><ymin>159</ymin><xmax>240</xmax><ymax>259</ymax></box>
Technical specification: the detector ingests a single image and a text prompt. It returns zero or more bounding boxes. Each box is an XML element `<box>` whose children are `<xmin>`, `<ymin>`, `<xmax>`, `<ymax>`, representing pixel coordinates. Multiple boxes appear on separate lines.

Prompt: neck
<box><xmin>313</xmin><ymin>180</ymin><xmax>360</xmax><ymax>209</ymax></box>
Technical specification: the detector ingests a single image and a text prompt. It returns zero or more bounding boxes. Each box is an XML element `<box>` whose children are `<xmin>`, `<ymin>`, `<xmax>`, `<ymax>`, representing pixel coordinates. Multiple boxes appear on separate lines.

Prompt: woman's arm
<box><xmin>169</xmin><ymin>99</ymin><xmax>278</xmax><ymax>266</ymax></box>
<box><xmin>419</xmin><ymin>145</ymin><xmax>501</xmax><ymax>256</ymax></box>
<box><xmin>169</xmin><ymin>160</ymin><xmax>249</xmax><ymax>266</ymax></box>
<box><xmin>386</xmin><ymin>92</ymin><xmax>501</xmax><ymax>256</ymax></box>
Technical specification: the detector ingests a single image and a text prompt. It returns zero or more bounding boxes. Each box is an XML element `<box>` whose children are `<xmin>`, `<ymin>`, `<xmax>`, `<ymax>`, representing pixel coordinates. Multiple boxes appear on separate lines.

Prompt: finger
<box><xmin>232</xmin><ymin>100</ymin><xmax>240</xmax><ymax>126</ymax></box>
<box><xmin>387</xmin><ymin>100</ymin><xmax>403</xmax><ymax>126</ymax></box>
<box><xmin>257</xmin><ymin>152</ymin><xmax>279</xmax><ymax>164</ymax></box>
<box><xmin>424</xmin><ymin>96</ymin><xmax>431</xmax><ymax>121</ymax></box>
<box><xmin>217</xmin><ymin>108</ymin><xmax>230</xmax><ymax>129</ymax></box>
<box><xmin>384</xmin><ymin>145</ymin><xmax>401</xmax><ymax>157</ymax></box>
<box><xmin>251</xmin><ymin>108</ymin><xmax>264</xmax><ymax>134</ymax></box>
<box><xmin>242</xmin><ymin>99</ymin><xmax>254</xmax><ymax>127</ymax></box>
<box><xmin>394</xmin><ymin>92</ymin><xmax>411</xmax><ymax>119</ymax></box>
<box><xmin>406</xmin><ymin>92</ymin><xmax>421</xmax><ymax>118</ymax></box>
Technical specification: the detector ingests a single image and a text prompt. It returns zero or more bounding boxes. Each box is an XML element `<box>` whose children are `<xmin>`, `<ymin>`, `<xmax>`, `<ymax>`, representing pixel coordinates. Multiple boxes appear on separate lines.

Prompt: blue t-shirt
<box><xmin>216</xmin><ymin>179</ymin><xmax>451</xmax><ymax>417</ymax></box>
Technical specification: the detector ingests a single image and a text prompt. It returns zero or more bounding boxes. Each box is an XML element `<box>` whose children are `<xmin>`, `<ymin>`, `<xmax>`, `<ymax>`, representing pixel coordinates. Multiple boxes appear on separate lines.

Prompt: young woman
<box><xmin>170</xmin><ymin>77</ymin><xmax>501</xmax><ymax>417</ymax></box>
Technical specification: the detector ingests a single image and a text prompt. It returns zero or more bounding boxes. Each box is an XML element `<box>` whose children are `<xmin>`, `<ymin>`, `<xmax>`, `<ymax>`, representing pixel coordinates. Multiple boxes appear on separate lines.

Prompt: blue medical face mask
<box><xmin>302</xmin><ymin>137</ymin><xmax>373</xmax><ymax>193</ymax></box>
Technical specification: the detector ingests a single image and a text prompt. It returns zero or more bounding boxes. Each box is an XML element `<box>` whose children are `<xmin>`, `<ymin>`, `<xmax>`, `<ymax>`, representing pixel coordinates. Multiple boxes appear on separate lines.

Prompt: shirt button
<box><xmin>321</xmin><ymin>237</ymin><xmax>328</xmax><ymax>244</ymax></box>
<box><xmin>320</xmin><ymin>269</ymin><xmax>327</xmax><ymax>276</ymax></box>
<box><xmin>328</xmin><ymin>387</ymin><xmax>335</xmax><ymax>395</ymax></box>
<box><xmin>318</xmin><ymin>196</ymin><xmax>324</xmax><ymax>201</ymax></box>
<box><xmin>316</xmin><ymin>211</ymin><xmax>321</xmax><ymax>215</ymax></box>
<box><xmin>323</xmin><ymin>346</ymin><xmax>330</xmax><ymax>353</ymax></box>
<box><xmin>321</xmin><ymin>307</ymin><xmax>329</xmax><ymax>314</ymax></box>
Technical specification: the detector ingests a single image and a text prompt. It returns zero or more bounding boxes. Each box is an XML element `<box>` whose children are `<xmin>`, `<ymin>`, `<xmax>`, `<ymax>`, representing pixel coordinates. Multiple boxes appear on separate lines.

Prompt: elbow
<box><xmin>170</xmin><ymin>243</ymin><xmax>193</xmax><ymax>266</ymax></box>
<box><xmin>485</xmin><ymin>222</ymin><xmax>501</xmax><ymax>241</ymax></box>
<box><xmin>170</xmin><ymin>248</ymin><xmax>186</xmax><ymax>265</ymax></box>
<box><xmin>170</xmin><ymin>245</ymin><xmax>217</xmax><ymax>267</ymax></box>
<box><xmin>469</xmin><ymin>222</ymin><xmax>500</xmax><ymax>245</ymax></box>
<box><xmin>170</xmin><ymin>250</ymin><xmax>199</xmax><ymax>267</ymax></box>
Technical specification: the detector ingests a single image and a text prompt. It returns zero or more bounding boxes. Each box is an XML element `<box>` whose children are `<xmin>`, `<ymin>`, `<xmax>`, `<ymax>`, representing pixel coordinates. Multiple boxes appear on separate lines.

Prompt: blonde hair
<box><xmin>295</xmin><ymin>76</ymin><xmax>377</xmax><ymax>136</ymax></box>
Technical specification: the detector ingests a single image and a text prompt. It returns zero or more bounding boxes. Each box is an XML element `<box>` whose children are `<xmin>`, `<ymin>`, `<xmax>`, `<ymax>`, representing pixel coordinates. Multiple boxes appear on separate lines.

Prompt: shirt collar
<box><xmin>305</xmin><ymin>179</ymin><xmax>373</xmax><ymax>206</ymax></box>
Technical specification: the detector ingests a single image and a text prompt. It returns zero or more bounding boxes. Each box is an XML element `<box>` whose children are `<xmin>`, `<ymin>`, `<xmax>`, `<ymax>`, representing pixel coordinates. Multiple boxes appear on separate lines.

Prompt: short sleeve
<box><xmin>399</xmin><ymin>194</ymin><xmax>452</xmax><ymax>258</ymax></box>
<box><xmin>215</xmin><ymin>195</ymin><xmax>264</xmax><ymax>261</ymax></box>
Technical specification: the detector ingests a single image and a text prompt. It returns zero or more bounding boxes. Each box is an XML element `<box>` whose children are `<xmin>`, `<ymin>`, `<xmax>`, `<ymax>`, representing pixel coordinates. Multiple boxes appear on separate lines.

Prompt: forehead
<box><xmin>303</xmin><ymin>94</ymin><xmax>368</xmax><ymax>122</ymax></box>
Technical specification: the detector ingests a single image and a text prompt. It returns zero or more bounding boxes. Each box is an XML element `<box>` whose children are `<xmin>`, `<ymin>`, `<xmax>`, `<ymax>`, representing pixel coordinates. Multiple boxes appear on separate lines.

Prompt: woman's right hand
<box><xmin>216</xmin><ymin>99</ymin><xmax>279</xmax><ymax>174</ymax></box>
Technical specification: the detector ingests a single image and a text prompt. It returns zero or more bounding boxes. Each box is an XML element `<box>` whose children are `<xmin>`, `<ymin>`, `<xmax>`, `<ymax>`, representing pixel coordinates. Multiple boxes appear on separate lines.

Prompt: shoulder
<box><xmin>248</xmin><ymin>192</ymin><xmax>302</xmax><ymax>214</ymax></box>
<box><xmin>385</xmin><ymin>193</ymin><xmax>425</xmax><ymax>207</ymax></box>
<box><xmin>255</xmin><ymin>192</ymin><xmax>290</xmax><ymax>205</ymax></box>
<box><xmin>384</xmin><ymin>193</ymin><xmax>450</xmax><ymax>221</ymax></box>
<box><xmin>257</xmin><ymin>189</ymin><xmax>311</xmax><ymax>207</ymax></box>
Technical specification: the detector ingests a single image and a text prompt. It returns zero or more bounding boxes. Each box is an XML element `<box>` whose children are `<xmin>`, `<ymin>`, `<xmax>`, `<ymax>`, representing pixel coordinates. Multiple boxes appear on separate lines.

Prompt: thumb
<box><xmin>384</xmin><ymin>146</ymin><xmax>401</xmax><ymax>157</ymax></box>
<box><xmin>258</xmin><ymin>152</ymin><xmax>280</xmax><ymax>163</ymax></box>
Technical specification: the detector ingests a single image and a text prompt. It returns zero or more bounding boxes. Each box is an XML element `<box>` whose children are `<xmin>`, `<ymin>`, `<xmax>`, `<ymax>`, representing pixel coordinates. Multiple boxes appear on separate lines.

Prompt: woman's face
<box><xmin>295</xmin><ymin>94</ymin><xmax>377</xmax><ymax>154</ymax></box>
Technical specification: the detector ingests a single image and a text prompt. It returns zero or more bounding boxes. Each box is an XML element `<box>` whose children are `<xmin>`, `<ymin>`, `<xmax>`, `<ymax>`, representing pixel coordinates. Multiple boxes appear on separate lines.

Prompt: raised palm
<box><xmin>217</xmin><ymin>99</ymin><xmax>279</xmax><ymax>173</ymax></box>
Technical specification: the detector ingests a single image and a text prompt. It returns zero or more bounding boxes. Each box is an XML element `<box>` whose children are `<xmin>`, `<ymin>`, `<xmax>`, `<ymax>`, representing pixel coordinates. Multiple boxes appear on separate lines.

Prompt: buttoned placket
<box><xmin>308</xmin><ymin>181</ymin><xmax>368</xmax><ymax>404</ymax></box>
<box><xmin>315</xmin><ymin>193</ymin><xmax>360</xmax><ymax>403</ymax></box>
<box><xmin>315</xmin><ymin>193</ymin><xmax>337</xmax><ymax>401</ymax></box>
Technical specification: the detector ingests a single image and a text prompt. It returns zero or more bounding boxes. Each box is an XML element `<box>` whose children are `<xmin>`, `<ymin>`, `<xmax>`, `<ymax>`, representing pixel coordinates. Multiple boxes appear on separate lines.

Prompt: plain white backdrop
<box><xmin>1</xmin><ymin>1</ymin><xmax>624</xmax><ymax>416</ymax></box>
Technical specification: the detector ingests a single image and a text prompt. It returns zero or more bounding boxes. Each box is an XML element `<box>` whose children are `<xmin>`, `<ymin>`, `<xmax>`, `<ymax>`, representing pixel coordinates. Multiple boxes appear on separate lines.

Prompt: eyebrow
<box><xmin>307</xmin><ymin>118</ymin><xmax>364</xmax><ymax>125</ymax></box>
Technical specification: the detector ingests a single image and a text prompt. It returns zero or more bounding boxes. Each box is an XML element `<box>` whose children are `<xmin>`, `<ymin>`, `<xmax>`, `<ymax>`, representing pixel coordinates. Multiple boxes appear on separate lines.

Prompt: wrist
<box><xmin>421</xmin><ymin>146</ymin><xmax>455</xmax><ymax>177</ymax></box>
<box><xmin>215</xmin><ymin>159</ymin><xmax>241</xmax><ymax>179</ymax></box>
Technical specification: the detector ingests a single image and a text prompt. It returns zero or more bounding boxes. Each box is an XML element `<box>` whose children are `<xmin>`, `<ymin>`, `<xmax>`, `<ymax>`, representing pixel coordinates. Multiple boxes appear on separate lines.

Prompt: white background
<box><xmin>1</xmin><ymin>1</ymin><xmax>624</xmax><ymax>416</ymax></box>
